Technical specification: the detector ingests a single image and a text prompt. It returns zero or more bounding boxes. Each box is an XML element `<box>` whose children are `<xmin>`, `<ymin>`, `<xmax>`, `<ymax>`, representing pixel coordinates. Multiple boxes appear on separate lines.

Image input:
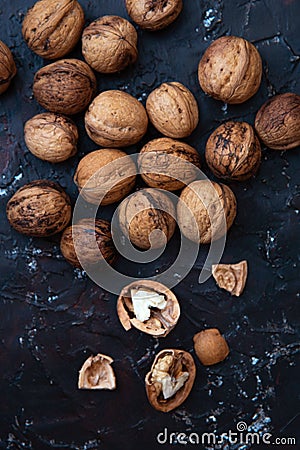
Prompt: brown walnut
<box><xmin>22</xmin><ymin>0</ymin><xmax>84</xmax><ymax>59</ymax></box>
<box><xmin>212</xmin><ymin>260</ymin><xmax>248</xmax><ymax>296</ymax></box>
<box><xmin>198</xmin><ymin>36</ymin><xmax>262</xmax><ymax>104</ymax></box>
<box><xmin>255</xmin><ymin>93</ymin><xmax>300</xmax><ymax>150</ymax></box>
<box><xmin>193</xmin><ymin>328</ymin><xmax>229</xmax><ymax>366</ymax></box>
<box><xmin>6</xmin><ymin>180</ymin><xmax>71</xmax><ymax>237</ymax></box>
<box><xmin>24</xmin><ymin>113</ymin><xmax>78</xmax><ymax>163</ymax></box>
<box><xmin>60</xmin><ymin>219</ymin><xmax>117</xmax><ymax>268</ymax></box>
<box><xmin>82</xmin><ymin>15</ymin><xmax>138</xmax><ymax>74</ymax></box>
<box><xmin>85</xmin><ymin>90</ymin><xmax>148</xmax><ymax>147</ymax></box>
<box><xmin>0</xmin><ymin>40</ymin><xmax>17</xmax><ymax>95</ymax></box>
<box><xmin>146</xmin><ymin>82</ymin><xmax>199</xmax><ymax>138</ymax></box>
<box><xmin>78</xmin><ymin>354</ymin><xmax>116</xmax><ymax>390</ymax></box>
<box><xmin>138</xmin><ymin>138</ymin><xmax>201</xmax><ymax>191</ymax></box>
<box><xmin>74</xmin><ymin>149</ymin><xmax>136</xmax><ymax>205</ymax></box>
<box><xmin>125</xmin><ymin>0</ymin><xmax>183</xmax><ymax>31</ymax></box>
<box><xmin>205</xmin><ymin>121</ymin><xmax>261</xmax><ymax>181</ymax></box>
<box><xmin>177</xmin><ymin>180</ymin><xmax>237</xmax><ymax>244</ymax></box>
<box><xmin>118</xmin><ymin>188</ymin><xmax>176</xmax><ymax>250</ymax></box>
<box><xmin>145</xmin><ymin>349</ymin><xmax>196</xmax><ymax>412</ymax></box>
<box><xmin>33</xmin><ymin>59</ymin><xmax>96</xmax><ymax>115</ymax></box>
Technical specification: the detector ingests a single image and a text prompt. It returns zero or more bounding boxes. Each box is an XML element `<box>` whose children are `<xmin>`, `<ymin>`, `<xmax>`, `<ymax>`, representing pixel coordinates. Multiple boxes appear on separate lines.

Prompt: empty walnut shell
<box><xmin>212</xmin><ymin>260</ymin><xmax>248</xmax><ymax>296</ymax></box>
<box><xmin>255</xmin><ymin>93</ymin><xmax>300</xmax><ymax>150</ymax></box>
<box><xmin>198</xmin><ymin>36</ymin><xmax>262</xmax><ymax>104</ymax></box>
<box><xmin>118</xmin><ymin>188</ymin><xmax>176</xmax><ymax>250</ymax></box>
<box><xmin>146</xmin><ymin>82</ymin><xmax>199</xmax><ymax>138</ymax></box>
<box><xmin>60</xmin><ymin>219</ymin><xmax>117</xmax><ymax>268</ymax></box>
<box><xmin>0</xmin><ymin>40</ymin><xmax>17</xmax><ymax>95</ymax></box>
<box><xmin>193</xmin><ymin>328</ymin><xmax>229</xmax><ymax>366</ymax></box>
<box><xmin>82</xmin><ymin>15</ymin><xmax>138</xmax><ymax>74</ymax></box>
<box><xmin>117</xmin><ymin>280</ymin><xmax>180</xmax><ymax>337</ymax></box>
<box><xmin>177</xmin><ymin>180</ymin><xmax>237</xmax><ymax>244</ymax></box>
<box><xmin>24</xmin><ymin>113</ymin><xmax>78</xmax><ymax>163</ymax></box>
<box><xmin>33</xmin><ymin>59</ymin><xmax>97</xmax><ymax>115</ymax></box>
<box><xmin>85</xmin><ymin>90</ymin><xmax>148</xmax><ymax>147</ymax></box>
<box><xmin>145</xmin><ymin>349</ymin><xmax>196</xmax><ymax>412</ymax></box>
<box><xmin>138</xmin><ymin>138</ymin><xmax>201</xmax><ymax>191</ymax></box>
<box><xmin>78</xmin><ymin>354</ymin><xmax>116</xmax><ymax>390</ymax></box>
<box><xmin>125</xmin><ymin>0</ymin><xmax>183</xmax><ymax>31</ymax></box>
<box><xmin>6</xmin><ymin>180</ymin><xmax>71</xmax><ymax>237</ymax></box>
<box><xmin>205</xmin><ymin>121</ymin><xmax>261</xmax><ymax>181</ymax></box>
<box><xmin>22</xmin><ymin>0</ymin><xmax>84</xmax><ymax>59</ymax></box>
<box><xmin>74</xmin><ymin>149</ymin><xmax>136</xmax><ymax>205</ymax></box>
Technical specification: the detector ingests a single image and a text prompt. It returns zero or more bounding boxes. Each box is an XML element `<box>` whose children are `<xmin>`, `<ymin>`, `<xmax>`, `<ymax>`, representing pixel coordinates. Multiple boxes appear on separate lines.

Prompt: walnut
<box><xmin>6</xmin><ymin>180</ymin><xmax>71</xmax><ymax>237</ymax></box>
<box><xmin>146</xmin><ymin>82</ymin><xmax>199</xmax><ymax>138</ymax></box>
<box><xmin>24</xmin><ymin>113</ymin><xmax>78</xmax><ymax>163</ymax></box>
<box><xmin>60</xmin><ymin>219</ymin><xmax>117</xmax><ymax>268</ymax></box>
<box><xmin>193</xmin><ymin>328</ymin><xmax>229</xmax><ymax>366</ymax></box>
<box><xmin>198</xmin><ymin>36</ymin><xmax>262</xmax><ymax>104</ymax></box>
<box><xmin>205</xmin><ymin>121</ymin><xmax>261</xmax><ymax>181</ymax></box>
<box><xmin>33</xmin><ymin>59</ymin><xmax>96</xmax><ymax>115</ymax></box>
<box><xmin>82</xmin><ymin>15</ymin><xmax>138</xmax><ymax>74</ymax></box>
<box><xmin>138</xmin><ymin>137</ymin><xmax>201</xmax><ymax>191</ymax></box>
<box><xmin>212</xmin><ymin>260</ymin><xmax>248</xmax><ymax>296</ymax></box>
<box><xmin>22</xmin><ymin>0</ymin><xmax>84</xmax><ymax>59</ymax></box>
<box><xmin>125</xmin><ymin>0</ymin><xmax>183</xmax><ymax>31</ymax></box>
<box><xmin>117</xmin><ymin>280</ymin><xmax>180</xmax><ymax>337</ymax></box>
<box><xmin>74</xmin><ymin>149</ymin><xmax>136</xmax><ymax>205</ymax></box>
<box><xmin>177</xmin><ymin>180</ymin><xmax>237</xmax><ymax>244</ymax></box>
<box><xmin>118</xmin><ymin>188</ymin><xmax>176</xmax><ymax>250</ymax></box>
<box><xmin>255</xmin><ymin>93</ymin><xmax>300</xmax><ymax>150</ymax></box>
<box><xmin>145</xmin><ymin>349</ymin><xmax>196</xmax><ymax>412</ymax></box>
<box><xmin>0</xmin><ymin>40</ymin><xmax>17</xmax><ymax>95</ymax></box>
<box><xmin>78</xmin><ymin>354</ymin><xmax>116</xmax><ymax>390</ymax></box>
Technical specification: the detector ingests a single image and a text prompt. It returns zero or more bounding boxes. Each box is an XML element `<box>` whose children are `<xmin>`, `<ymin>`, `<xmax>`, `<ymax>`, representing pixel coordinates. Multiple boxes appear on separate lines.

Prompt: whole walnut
<box><xmin>138</xmin><ymin>137</ymin><xmax>201</xmax><ymax>191</ymax></box>
<box><xmin>146</xmin><ymin>82</ymin><xmax>199</xmax><ymax>138</ymax></box>
<box><xmin>125</xmin><ymin>0</ymin><xmax>183</xmax><ymax>31</ymax></box>
<box><xmin>0</xmin><ymin>40</ymin><xmax>17</xmax><ymax>95</ymax></box>
<box><xmin>118</xmin><ymin>188</ymin><xmax>176</xmax><ymax>250</ymax></box>
<box><xmin>198</xmin><ymin>36</ymin><xmax>262</xmax><ymax>104</ymax></box>
<box><xmin>22</xmin><ymin>0</ymin><xmax>84</xmax><ymax>59</ymax></box>
<box><xmin>24</xmin><ymin>113</ymin><xmax>78</xmax><ymax>163</ymax></box>
<box><xmin>60</xmin><ymin>219</ymin><xmax>117</xmax><ymax>268</ymax></box>
<box><xmin>85</xmin><ymin>90</ymin><xmax>148</xmax><ymax>147</ymax></box>
<box><xmin>82</xmin><ymin>15</ymin><xmax>138</xmax><ymax>74</ymax></box>
<box><xmin>177</xmin><ymin>180</ymin><xmax>236</xmax><ymax>244</ymax></box>
<box><xmin>6</xmin><ymin>180</ymin><xmax>71</xmax><ymax>236</ymax></box>
<box><xmin>193</xmin><ymin>329</ymin><xmax>229</xmax><ymax>366</ymax></box>
<box><xmin>74</xmin><ymin>149</ymin><xmax>136</xmax><ymax>205</ymax></box>
<box><xmin>33</xmin><ymin>59</ymin><xmax>96</xmax><ymax>115</ymax></box>
<box><xmin>205</xmin><ymin>121</ymin><xmax>261</xmax><ymax>181</ymax></box>
<box><xmin>255</xmin><ymin>93</ymin><xmax>300</xmax><ymax>150</ymax></box>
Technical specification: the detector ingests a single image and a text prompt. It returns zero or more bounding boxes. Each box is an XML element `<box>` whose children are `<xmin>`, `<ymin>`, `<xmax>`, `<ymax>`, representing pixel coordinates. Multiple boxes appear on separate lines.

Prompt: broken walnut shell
<box><xmin>193</xmin><ymin>328</ymin><xmax>229</xmax><ymax>366</ymax></box>
<box><xmin>125</xmin><ymin>0</ymin><xmax>183</xmax><ymax>31</ymax></box>
<box><xmin>0</xmin><ymin>40</ymin><xmax>17</xmax><ymax>95</ymax></box>
<box><xmin>212</xmin><ymin>260</ymin><xmax>248</xmax><ymax>296</ymax></box>
<box><xmin>78</xmin><ymin>353</ymin><xmax>116</xmax><ymax>390</ymax></box>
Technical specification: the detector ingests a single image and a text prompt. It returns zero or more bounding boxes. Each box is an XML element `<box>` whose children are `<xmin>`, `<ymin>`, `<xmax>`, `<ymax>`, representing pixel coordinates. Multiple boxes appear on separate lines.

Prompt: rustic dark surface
<box><xmin>0</xmin><ymin>0</ymin><xmax>299</xmax><ymax>449</ymax></box>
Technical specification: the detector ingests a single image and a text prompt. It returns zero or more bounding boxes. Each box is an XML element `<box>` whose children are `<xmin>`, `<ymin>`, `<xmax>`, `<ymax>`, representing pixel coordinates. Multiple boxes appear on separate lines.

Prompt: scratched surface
<box><xmin>0</xmin><ymin>0</ymin><xmax>299</xmax><ymax>449</ymax></box>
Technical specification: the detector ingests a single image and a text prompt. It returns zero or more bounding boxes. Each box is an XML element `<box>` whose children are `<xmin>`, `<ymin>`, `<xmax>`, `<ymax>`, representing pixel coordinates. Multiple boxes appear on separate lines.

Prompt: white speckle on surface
<box><xmin>27</xmin><ymin>258</ymin><xmax>38</xmax><ymax>273</ymax></box>
<box><xmin>251</xmin><ymin>357</ymin><xmax>259</xmax><ymax>365</ymax></box>
<box><xmin>203</xmin><ymin>8</ymin><xmax>216</xmax><ymax>28</ymax></box>
<box><xmin>0</xmin><ymin>171</ymin><xmax>23</xmax><ymax>197</ymax></box>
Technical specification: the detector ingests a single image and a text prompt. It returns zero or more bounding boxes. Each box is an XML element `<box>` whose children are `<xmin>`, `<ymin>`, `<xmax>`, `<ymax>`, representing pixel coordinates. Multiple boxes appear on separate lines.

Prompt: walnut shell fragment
<box><xmin>145</xmin><ymin>349</ymin><xmax>196</xmax><ymax>412</ymax></box>
<box><xmin>212</xmin><ymin>260</ymin><xmax>248</xmax><ymax>296</ymax></box>
<box><xmin>0</xmin><ymin>40</ymin><xmax>17</xmax><ymax>95</ymax></box>
<box><xmin>117</xmin><ymin>280</ymin><xmax>180</xmax><ymax>337</ymax></box>
<box><xmin>193</xmin><ymin>329</ymin><xmax>229</xmax><ymax>366</ymax></box>
<box><xmin>125</xmin><ymin>0</ymin><xmax>183</xmax><ymax>31</ymax></box>
<box><xmin>78</xmin><ymin>354</ymin><xmax>116</xmax><ymax>390</ymax></box>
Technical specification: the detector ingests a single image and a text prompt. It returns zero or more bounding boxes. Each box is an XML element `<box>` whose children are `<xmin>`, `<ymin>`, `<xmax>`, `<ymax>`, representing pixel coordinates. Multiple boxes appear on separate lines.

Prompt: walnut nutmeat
<box><xmin>193</xmin><ymin>329</ymin><xmax>230</xmax><ymax>366</ymax></box>
<box><xmin>212</xmin><ymin>260</ymin><xmax>248</xmax><ymax>296</ymax></box>
<box><xmin>0</xmin><ymin>40</ymin><xmax>17</xmax><ymax>95</ymax></box>
<box><xmin>125</xmin><ymin>0</ymin><xmax>183</xmax><ymax>31</ymax></box>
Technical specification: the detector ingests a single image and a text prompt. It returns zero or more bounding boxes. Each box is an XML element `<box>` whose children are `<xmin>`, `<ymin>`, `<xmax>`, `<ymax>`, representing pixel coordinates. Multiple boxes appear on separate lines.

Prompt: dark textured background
<box><xmin>0</xmin><ymin>0</ymin><xmax>299</xmax><ymax>449</ymax></box>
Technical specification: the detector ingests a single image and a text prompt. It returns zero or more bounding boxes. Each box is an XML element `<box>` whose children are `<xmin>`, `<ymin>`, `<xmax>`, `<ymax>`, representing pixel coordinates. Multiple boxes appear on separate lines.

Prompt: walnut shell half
<box><xmin>126</xmin><ymin>0</ymin><xmax>183</xmax><ymax>31</ymax></box>
<box><xmin>78</xmin><ymin>354</ymin><xmax>116</xmax><ymax>390</ymax></box>
<box><xmin>145</xmin><ymin>349</ymin><xmax>196</xmax><ymax>412</ymax></box>
<box><xmin>193</xmin><ymin>329</ymin><xmax>229</xmax><ymax>366</ymax></box>
<box><xmin>212</xmin><ymin>260</ymin><xmax>248</xmax><ymax>296</ymax></box>
<box><xmin>0</xmin><ymin>40</ymin><xmax>17</xmax><ymax>95</ymax></box>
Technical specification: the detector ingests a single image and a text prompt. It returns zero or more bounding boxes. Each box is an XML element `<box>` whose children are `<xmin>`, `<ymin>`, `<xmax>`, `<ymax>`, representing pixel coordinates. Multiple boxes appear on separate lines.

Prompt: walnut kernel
<box><xmin>193</xmin><ymin>328</ymin><xmax>229</xmax><ymax>366</ymax></box>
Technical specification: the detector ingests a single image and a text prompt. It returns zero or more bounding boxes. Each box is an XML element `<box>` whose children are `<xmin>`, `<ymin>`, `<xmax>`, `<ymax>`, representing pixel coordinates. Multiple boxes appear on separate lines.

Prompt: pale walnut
<box><xmin>0</xmin><ymin>40</ymin><xmax>17</xmax><ymax>95</ymax></box>
<box><xmin>212</xmin><ymin>260</ymin><xmax>248</xmax><ymax>296</ymax></box>
<box><xmin>138</xmin><ymin>138</ymin><xmax>201</xmax><ymax>191</ymax></box>
<box><xmin>125</xmin><ymin>0</ymin><xmax>183</xmax><ymax>31</ymax></box>
<box><xmin>22</xmin><ymin>0</ymin><xmax>84</xmax><ymax>59</ymax></box>
<box><xmin>74</xmin><ymin>149</ymin><xmax>136</xmax><ymax>205</ymax></box>
<box><xmin>82</xmin><ymin>15</ymin><xmax>138</xmax><ymax>74</ymax></box>
<box><xmin>145</xmin><ymin>349</ymin><xmax>196</xmax><ymax>412</ymax></box>
<box><xmin>177</xmin><ymin>180</ymin><xmax>237</xmax><ymax>244</ymax></box>
<box><xmin>85</xmin><ymin>90</ymin><xmax>148</xmax><ymax>147</ymax></box>
<box><xmin>146</xmin><ymin>82</ymin><xmax>199</xmax><ymax>138</ymax></box>
<box><xmin>78</xmin><ymin>354</ymin><xmax>116</xmax><ymax>390</ymax></box>
<box><xmin>198</xmin><ymin>36</ymin><xmax>262</xmax><ymax>104</ymax></box>
<box><xmin>193</xmin><ymin>328</ymin><xmax>229</xmax><ymax>366</ymax></box>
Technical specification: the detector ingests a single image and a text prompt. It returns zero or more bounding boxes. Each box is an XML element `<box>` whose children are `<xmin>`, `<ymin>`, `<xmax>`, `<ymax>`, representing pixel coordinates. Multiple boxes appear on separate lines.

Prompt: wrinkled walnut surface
<box><xmin>212</xmin><ymin>260</ymin><xmax>248</xmax><ymax>296</ymax></box>
<box><xmin>0</xmin><ymin>40</ymin><xmax>17</xmax><ymax>95</ymax></box>
<box><xmin>126</xmin><ymin>0</ymin><xmax>183</xmax><ymax>31</ymax></box>
<box><xmin>78</xmin><ymin>354</ymin><xmax>116</xmax><ymax>390</ymax></box>
<box><xmin>193</xmin><ymin>328</ymin><xmax>230</xmax><ymax>366</ymax></box>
